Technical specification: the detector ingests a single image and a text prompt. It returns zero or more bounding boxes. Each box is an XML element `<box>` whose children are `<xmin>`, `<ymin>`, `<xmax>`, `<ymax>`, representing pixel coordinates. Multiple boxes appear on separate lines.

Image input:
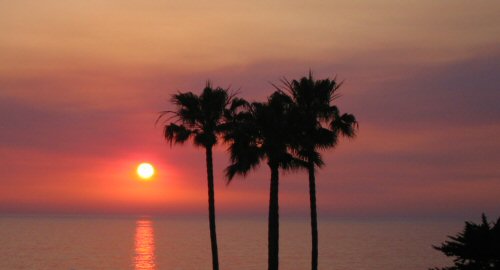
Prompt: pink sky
<box><xmin>1</xmin><ymin>0</ymin><xmax>499</xmax><ymax>218</ymax></box>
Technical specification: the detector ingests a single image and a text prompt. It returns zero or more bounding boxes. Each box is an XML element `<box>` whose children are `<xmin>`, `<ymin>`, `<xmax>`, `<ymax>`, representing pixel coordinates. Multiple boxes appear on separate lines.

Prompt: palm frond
<box><xmin>171</xmin><ymin>92</ymin><xmax>202</xmax><ymax>126</ymax></box>
<box><xmin>194</xmin><ymin>132</ymin><xmax>216</xmax><ymax>148</ymax></box>
<box><xmin>278</xmin><ymin>152</ymin><xmax>308</xmax><ymax>171</ymax></box>
<box><xmin>155</xmin><ymin>110</ymin><xmax>179</xmax><ymax>126</ymax></box>
<box><xmin>332</xmin><ymin>113</ymin><xmax>358</xmax><ymax>138</ymax></box>
<box><xmin>164</xmin><ymin>123</ymin><xmax>192</xmax><ymax>146</ymax></box>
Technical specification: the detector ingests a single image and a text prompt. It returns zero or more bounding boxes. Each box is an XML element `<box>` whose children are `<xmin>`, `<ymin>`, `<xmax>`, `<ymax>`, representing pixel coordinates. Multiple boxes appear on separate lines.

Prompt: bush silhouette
<box><xmin>430</xmin><ymin>214</ymin><xmax>500</xmax><ymax>270</ymax></box>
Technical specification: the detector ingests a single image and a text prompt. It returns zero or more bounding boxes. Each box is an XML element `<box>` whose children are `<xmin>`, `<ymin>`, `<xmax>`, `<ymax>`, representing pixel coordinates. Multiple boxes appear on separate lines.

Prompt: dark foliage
<box><xmin>224</xmin><ymin>91</ymin><xmax>302</xmax><ymax>180</ymax></box>
<box><xmin>431</xmin><ymin>214</ymin><xmax>500</xmax><ymax>270</ymax></box>
<box><xmin>158</xmin><ymin>82</ymin><xmax>245</xmax><ymax>148</ymax></box>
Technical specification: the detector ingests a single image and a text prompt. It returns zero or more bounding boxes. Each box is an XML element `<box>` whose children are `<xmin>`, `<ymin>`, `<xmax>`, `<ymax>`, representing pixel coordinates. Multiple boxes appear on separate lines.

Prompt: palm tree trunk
<box><xmin>308</xmin><ymin>161</ymin><xmax>318</xmax><ymax>270</ymax></box>
<box><xmin>205</xmin><ymin>146</ymin><xmax>219</xmax><ymax>270</ymax></box>
<box><xmin>268</xmin><ymin>164</ymin><xmax>280</xmax><ymax>270</ymax></box>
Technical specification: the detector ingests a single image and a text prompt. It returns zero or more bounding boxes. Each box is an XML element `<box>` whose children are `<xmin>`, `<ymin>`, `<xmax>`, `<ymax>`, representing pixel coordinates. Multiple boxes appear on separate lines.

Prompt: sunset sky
<box><xmin>1</xmin><ymin>0</ymin><xmax>499</xmax><ymax>218</ymax></box>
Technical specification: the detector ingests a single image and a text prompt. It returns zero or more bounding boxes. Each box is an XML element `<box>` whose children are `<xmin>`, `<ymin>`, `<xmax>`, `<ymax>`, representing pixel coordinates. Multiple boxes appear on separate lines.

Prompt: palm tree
<box><xmin>158</xmin><ymin>82</ymin><xmax>243</xmax><ymax>270</ymax></box>
<box><xmin>224</xmin><ymin>92</ymin><xmax>300</xmax><ymax>270</ymax></box>
<box><xmin>276</xmin><ymin>73</ymin><xmax>358</xmax><ymax>270</ymax></box>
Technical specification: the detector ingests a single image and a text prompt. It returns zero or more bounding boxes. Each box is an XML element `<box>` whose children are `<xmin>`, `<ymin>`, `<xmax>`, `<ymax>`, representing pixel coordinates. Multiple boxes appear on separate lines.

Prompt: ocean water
<box><xmin>0</xmin><ymin>216</ymin><xmax>459</xmax><ymax>270</ymax></box>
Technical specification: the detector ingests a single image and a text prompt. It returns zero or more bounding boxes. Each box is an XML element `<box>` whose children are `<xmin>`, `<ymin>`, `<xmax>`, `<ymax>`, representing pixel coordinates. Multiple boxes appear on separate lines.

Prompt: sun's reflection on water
<box><xmin>134</xmin><ymin>219</ymin><xmax>156</xmax><ymax>270</ymax></box>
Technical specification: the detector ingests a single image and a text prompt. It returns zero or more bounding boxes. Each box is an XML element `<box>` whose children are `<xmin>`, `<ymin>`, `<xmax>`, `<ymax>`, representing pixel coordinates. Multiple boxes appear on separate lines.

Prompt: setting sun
<box><xmin>137</xmin><ymin>163</ymin><xmax>155</xmax><ymax>180</ymax></box>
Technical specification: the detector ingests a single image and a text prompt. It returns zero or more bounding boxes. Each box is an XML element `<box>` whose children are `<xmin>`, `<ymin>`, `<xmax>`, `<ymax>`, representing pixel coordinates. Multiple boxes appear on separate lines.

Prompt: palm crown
<box><xmin>159</xmin><ymin>82</ymin><xmax>243</xmax><ymax>148</ymax></box>
<box><xmin>277</xmin><ymin>73</ymin><xmax>358</xmax><ymax>165</ymax></box>
<box><xmin>224</xmin><ymin>91</ymin><xmax>301</xmax><ymax>179</ymax></box>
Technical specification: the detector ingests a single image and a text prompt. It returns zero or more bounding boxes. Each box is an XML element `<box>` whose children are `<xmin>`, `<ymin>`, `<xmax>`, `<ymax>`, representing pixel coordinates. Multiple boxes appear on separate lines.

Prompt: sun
<box><xmin>137</xmin><ymin>163</ymin><xmax>155</xmax><ymax>180</ymax></box>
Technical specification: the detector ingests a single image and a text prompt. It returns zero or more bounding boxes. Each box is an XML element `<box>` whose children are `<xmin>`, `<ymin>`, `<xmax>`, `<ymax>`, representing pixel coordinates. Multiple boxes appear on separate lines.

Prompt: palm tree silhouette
<box><xmin>224</xmin><ymin>92</ymin><xmax>301</xmax><ymax>270</ymax></box>
<box><xmin>276</xmin><ymin>73</ymin><xmax>357</xmax><ymax>270</ymax></box>
<box><xmin>158</xmin><ymin>82</ymin><xmax>243</xmax><ymax>270</ymax></box>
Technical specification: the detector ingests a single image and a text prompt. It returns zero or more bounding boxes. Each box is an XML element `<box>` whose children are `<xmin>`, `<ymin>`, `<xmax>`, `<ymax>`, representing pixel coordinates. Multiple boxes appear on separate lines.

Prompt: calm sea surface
<box><xmin>0</xmin><ymin>216</ymin><xmax>459</xmax><ymax>270</ymax></box>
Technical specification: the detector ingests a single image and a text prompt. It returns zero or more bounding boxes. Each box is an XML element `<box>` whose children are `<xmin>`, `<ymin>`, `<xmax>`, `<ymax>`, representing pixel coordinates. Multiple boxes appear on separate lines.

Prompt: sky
<box><xmin>1</xmin><ymin>0</ymin><xmax>499</xmax><ymax>219</ymax></box>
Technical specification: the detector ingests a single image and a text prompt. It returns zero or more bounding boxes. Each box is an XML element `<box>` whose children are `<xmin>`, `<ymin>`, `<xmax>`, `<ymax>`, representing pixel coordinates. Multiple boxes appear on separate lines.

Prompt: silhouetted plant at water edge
<box><xmin>275</xmin><ymin>72</ymin><xmax>357</xmax><ymax>270</ymax></box>
<box><xmin>430</xmin><ymin>214</ymin><xmax>500</xmax><ymax>270</ymax></box>
<box><xmin>157</xmin><ymin>82</ymin><xmax>246</xmax><ymax>270</ymax></box>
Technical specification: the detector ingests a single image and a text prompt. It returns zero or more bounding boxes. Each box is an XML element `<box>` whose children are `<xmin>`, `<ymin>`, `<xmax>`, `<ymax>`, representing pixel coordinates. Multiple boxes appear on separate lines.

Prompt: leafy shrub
<box><xmin>430</xmin><ymin>214</ymin><xmax>500</xmax><ymax>270</ymax></box>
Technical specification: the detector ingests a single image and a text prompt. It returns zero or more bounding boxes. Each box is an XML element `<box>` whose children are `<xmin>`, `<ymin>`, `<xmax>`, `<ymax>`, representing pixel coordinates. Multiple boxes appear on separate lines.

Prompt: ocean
<box><xmin>0</xmin><ymin>216</ymin><xmax>459</xmax><ymax>270</ymax></box>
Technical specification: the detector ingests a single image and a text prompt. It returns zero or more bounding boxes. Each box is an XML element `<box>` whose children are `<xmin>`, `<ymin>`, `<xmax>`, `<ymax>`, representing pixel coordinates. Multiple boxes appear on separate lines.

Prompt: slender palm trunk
<box><xmin>308</xmin><ymin>161</ymin><xmax>318</xmax><ymax>270</ymax></box>
<box><xmin>268</xmin><ymin>164</ymin><xmax>280</xmax><ymax>270</ymax></box>
<box><xmin>205</xmin><ymin>146</ymin><xmax>219</xmax><ymax>270</ymax></box>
